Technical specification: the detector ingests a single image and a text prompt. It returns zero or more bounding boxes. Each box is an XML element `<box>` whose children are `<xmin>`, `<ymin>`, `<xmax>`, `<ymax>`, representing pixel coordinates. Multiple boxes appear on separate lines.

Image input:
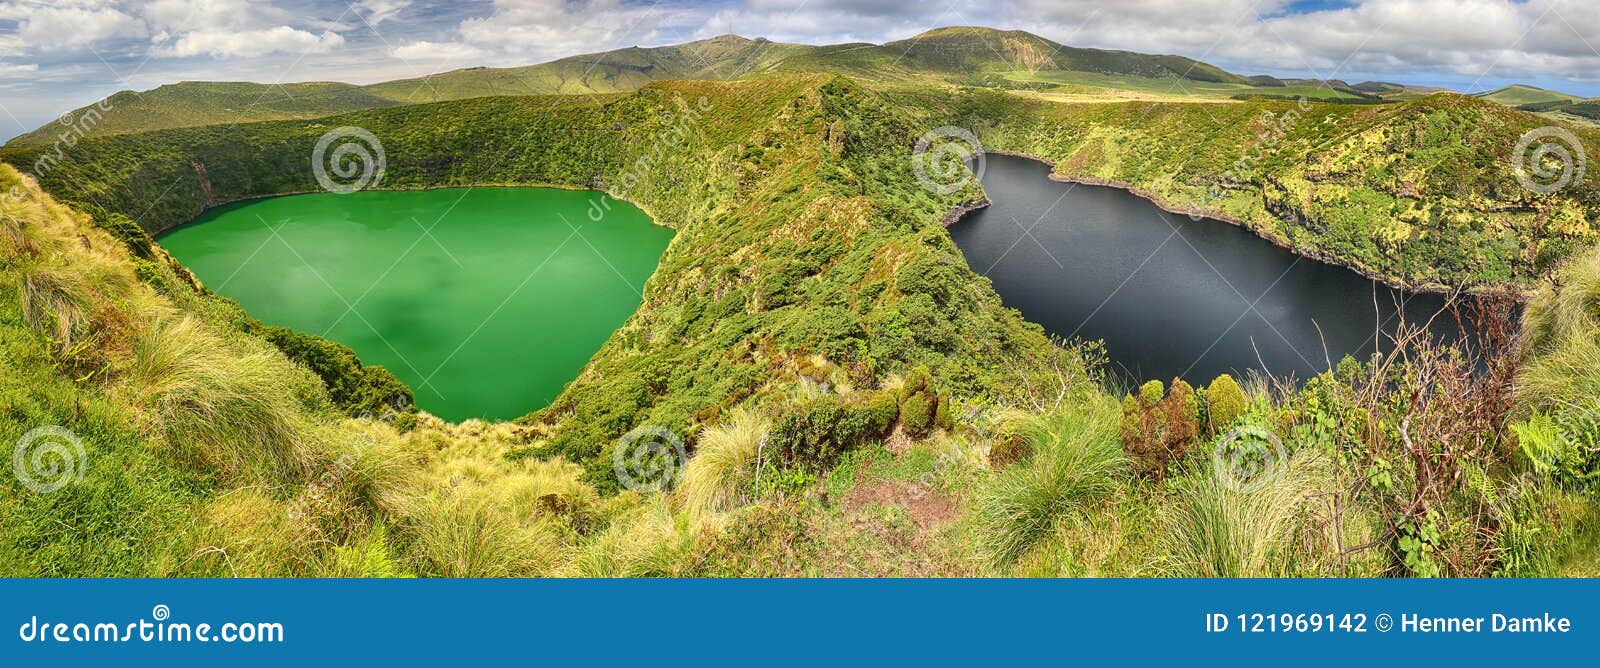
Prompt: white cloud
<box><xmin>1006</xmin><ymin>0</ymin><xmax>1600</xmax><ymax>84</ymax></box>
<box><xmin>0</xmin><ymin>62</ymin><xmax>39</xmax><ymax>78</ymax></box>
<box><xmin>142</xmin><ymin>0</ymin><xmax>259</xmax><ymax>32</ymax></box>
<box><xmin>448</xmin><ymin>0</ymin><xmax>706</xmax><ymax>63</ymax></box>
<box><xmin>0</xmin><ymin>1</ymin><xmax>147</xmax><ymax>50</ymax></box>
<box><xmin>157</xmin><ymin>26</ymin><xmax>346</xmax><ymax>58</ymax></box>
<box><xmin>357</xmin><ymin>0</ymin><xmax>410</xmax><ymax>26</ymax></box>
<box><xmin>391</xmin><ymin>40</ymin><xmax>486</xmax><ymax>63</ymax></box>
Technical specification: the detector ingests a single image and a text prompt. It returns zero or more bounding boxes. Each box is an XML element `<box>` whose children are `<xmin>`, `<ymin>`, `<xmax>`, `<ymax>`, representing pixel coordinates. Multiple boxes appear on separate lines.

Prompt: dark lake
<box><xmin>950</xmin><ymin>153</ymin><xmax>1459</xmax><ymax>385</ymax></box>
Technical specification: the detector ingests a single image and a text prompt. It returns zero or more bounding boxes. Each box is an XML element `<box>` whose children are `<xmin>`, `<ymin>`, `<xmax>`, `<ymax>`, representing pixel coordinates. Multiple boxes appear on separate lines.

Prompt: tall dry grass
<box><xmin>679</xmin><ymin>408</ymin><xmax>769</xmax><ymax>516</ymax></box>
<box><xmin>1519</xmin><ymin>245</ymin><xmax>1600</xmax><ymax>409</ymax></box>
<box><xmin>123</xmin><ymin>314</ymin><xmax>315</xmax><ymax>483</ymax></box>
<box><xmin>1159</xmin><ymin>450</ymin><xmax>1324</xmax><ymax>577</ymax></box>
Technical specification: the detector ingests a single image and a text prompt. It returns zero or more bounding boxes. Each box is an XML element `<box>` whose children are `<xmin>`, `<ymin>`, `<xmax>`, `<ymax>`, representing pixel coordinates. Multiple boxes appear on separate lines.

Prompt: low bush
<box><xmin>1119</xmin><ymin>379</ymin><xmax>1200</xmax><ymax>480</ymax></box>
<box><xmin>897</xmin><ymin>366</ymin><xmax>941</xmax><ymax>437</ymax></box>
<box><xmin>769</xmin><ymin>392</ymin><xmax>898</xmax><ymax>470</ymax></box>
<box><xmin>1203</xmin><ymin>373</ymin><xmax>1248</xmax><ymax>434</ymax></box>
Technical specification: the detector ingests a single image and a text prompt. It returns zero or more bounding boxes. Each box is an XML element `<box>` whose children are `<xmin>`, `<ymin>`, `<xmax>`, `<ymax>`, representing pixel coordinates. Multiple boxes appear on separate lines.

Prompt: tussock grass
<box><xmin>680</xmin><ymin>408</ymin><xmax>769</xmax><ymax>516</ymax></box>
<box><xmin>17</xmin><ymin>261</ymin><xmax>95</xmax><ymax>355</ymax></box>
<box><xmin>398</xmin><ymin>489</ymin><xmax>568</xmax><ymax>577</ymax></box>
<box><xmin>975</xmin><ymin>400</ymin><xmax>1127</xmax><ymax>565</ymax></box>
<box><xmin>566</xmin><ymin>496</ymin><xmax>697</xmax><ymax>577</ymax></box>
<box><xmin>187</xmin><ymin>489</ymin><xmax>315</xmax><ymax>577</ymax></box>
<box><xmin>1520</xmin><ymin>245</ymin><xmax>1600</xmax><ymax>409</ymax></box>
<box><xmin>1159</xmin><ymin>451</ymin><xmax>1323</xmax><ymax>577</ymax></box>
<box><xmin>123</xmin><ymin>314</ymin><xmax>315</xmax><ymax>483</ymax></box>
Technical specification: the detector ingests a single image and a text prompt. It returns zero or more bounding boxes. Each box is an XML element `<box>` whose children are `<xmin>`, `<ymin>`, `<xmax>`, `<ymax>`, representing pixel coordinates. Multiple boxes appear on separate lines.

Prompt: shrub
<box><xmin>93</xmin><ymin>212</ymin><xmax>154</xmax><ymax>260</ymax></box>
<box><xmin>680</xmin><ymin>408</ymin><xmax>770</xmax><ymax>516</ymax></box>
<box><xmin>1119</xmin><ymin>379</ymin><xmax>1200</xmax><ymax>480</ymax></box>
<box><xmin>1204</xmin><ymin>373</ymin><xmax>1248</xmax><ymax>434</ymax></box>
<box><xmin>897</xmin><ymin>366</ymin><xmax>940</xmax><ymax>437</ymax></box>
<box><xmin>260</xmin><ymin>325</ymin><xmax>415</xmax><ymax>420</ymax></box>
<box><xmin>977</xmin><ymin>401</ymin><xmax>1126</xmax><ymax>564</ymax></box>
<box><xmin>769</xmin><ymin>392</ymin><xmax>897</xmax><ymax>469</ymax></box>
<box><xmin>987</xmin><ymin>431</ymin><xmax>1031</xmax><ymax>468</ymax></box>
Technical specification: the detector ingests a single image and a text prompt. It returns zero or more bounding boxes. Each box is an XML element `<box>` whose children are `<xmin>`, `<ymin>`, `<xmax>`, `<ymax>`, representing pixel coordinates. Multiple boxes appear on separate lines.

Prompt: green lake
<box><xmin>158</xmin><ymin>187</ymin><xmax>674</xmax><ymax>422</ymax></box>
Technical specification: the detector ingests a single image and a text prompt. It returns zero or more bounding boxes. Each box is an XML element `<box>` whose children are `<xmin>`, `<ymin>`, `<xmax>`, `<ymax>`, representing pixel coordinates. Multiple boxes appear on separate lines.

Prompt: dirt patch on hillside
<box><xmin>842</xmin><ymin>480</ymin><xmax>958</xmax><ymax>529</ymax></box>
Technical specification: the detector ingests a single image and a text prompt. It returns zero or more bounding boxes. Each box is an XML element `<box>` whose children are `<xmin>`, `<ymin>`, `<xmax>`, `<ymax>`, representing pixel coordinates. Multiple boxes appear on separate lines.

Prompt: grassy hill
<box><xmin>363</xmin><ymin>34</ymin><xmax>811</xmax><ymax>103</ymax></box>
<box><xmin>1475</xmin><ymin>84</ymin><xmax>1581</xmax><ymax>106</ymax></box>
<box><xmin>14</xmin><ymin>27</ymin><xmax>1386</xmax><ymax>145</ymax></box>
<box><xmin>878</xmin><ymin>27</ymin><xmax>1248</xmax><ymax>83</ymax></box>
<box><xmin>905</xmin><ymin>88</ymin><xmax>1598</xmax><ymax>287</ymax></box>
<box><xmin>2</xmin><ymin>34</ymin><xmax>1597</xmax><ymax>577</ymax></box>
<box><xmin>5</xmin><ymin>81</ymin><xmax>402</xmax><ymax>147</ymax></box>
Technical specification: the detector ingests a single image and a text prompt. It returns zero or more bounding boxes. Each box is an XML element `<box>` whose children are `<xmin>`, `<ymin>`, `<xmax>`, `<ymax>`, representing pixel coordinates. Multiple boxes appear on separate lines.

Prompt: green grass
<box><xmin>1474</xmin><ymin>84</ymin><xmax>1581</xmax><ymax>107</ymax></box>
<box><xmin>975</xmin><ymin>400</ymin><xmax>1127</xmax><ymax>564</ymax></box>
<box><xmin>1158</xmin><ymin>451</ymin><xmax>1326</xmax><ymax>577</ymax></box>
<box><xmin>679</xmin><ymin>408</ymin><xmax>770</xmax><ymax>516</ymax></box>
<box><xmin>5</xmin><ymin>81</ymin><xmax>402</xmax><ymax>147</ymax></box>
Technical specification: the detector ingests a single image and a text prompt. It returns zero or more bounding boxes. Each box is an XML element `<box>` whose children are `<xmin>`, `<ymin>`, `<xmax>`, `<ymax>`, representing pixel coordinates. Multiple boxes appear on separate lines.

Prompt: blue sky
<box><xmin>2</xmin><ymin>0</ymin><xmax>1599</xmax><ymax>140</ymax></box>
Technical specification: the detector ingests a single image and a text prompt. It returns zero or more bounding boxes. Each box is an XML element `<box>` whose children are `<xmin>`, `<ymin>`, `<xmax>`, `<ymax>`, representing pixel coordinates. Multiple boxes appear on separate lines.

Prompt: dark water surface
<box><xmin>951</xmin><ymin>154</ymin><xmax>1457</xmax><ymax>385</ymax></box>
<box><xmin>159</xmin><ymin>187</ymin><xmax>673</xmax><ymax>421</ymax></box>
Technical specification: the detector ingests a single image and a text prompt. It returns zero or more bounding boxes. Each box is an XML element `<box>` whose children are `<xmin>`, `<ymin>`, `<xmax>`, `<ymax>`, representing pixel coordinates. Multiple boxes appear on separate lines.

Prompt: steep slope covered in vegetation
<box><xmin>926</xmin><ymin>88</ymin><xmax>1599</xmax><ymax>288</ymax></box>
<box><xmin>363</xmin><ymin>35</ymin><xmax>812</xmax><ymax>103</ymax></box>
<box><xmin>3</xmin><ymin>69</ymin><xmax>1596</xmax><ymax>577</ymax></box>
<box><xmin>2</xmin><ymin>75</ymin><xmax>1074</xmax><ymax>488</ymax></box>
<box><xmin>880</xmin><ymin>27</ymin><xmax>1248</xmax><ymax>83</ymax></box>
<box><xmin>4</xmin><ymin>82</ymin><xmax>403</xmax><ymax>147</ymax></box>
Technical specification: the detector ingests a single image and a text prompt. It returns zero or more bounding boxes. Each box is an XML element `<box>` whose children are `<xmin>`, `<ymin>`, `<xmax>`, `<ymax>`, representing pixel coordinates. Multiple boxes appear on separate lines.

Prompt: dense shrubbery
<box><xmin>769</xmin><ymin>392</ymin><xmax>898</xmax><ymax>470</ymax></box>
<box><xmin>1119</xmin><ymin>379</ymin><xmax>1200</xmax><ymax>480</ymax></box>
<box><xmin>1202</xmin><ymin>374</ymin><xmax>1247</xmax><ymax>434</ymax></box>
<box><xmin>255</xmin><ymin>325</ymin><xmax>415</xmax><ymax>424</ymax></box>
<box><xmin>932</xmin><ymin>88</ymin><xmax>1599</xmax><ymax>288</ymax></box>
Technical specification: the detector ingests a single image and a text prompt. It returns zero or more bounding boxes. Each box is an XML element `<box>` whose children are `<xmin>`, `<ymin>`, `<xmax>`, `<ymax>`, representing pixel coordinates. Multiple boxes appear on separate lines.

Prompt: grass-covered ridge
<box><xmin>1</xmin><ymin>74</ymin><xmax>1075</xmax><ymax>489</ymax></box>
<box><xmin>3</xmin><ymin>66</ymin><xmax>1597</xmax><ymax>576</ymax></box>
<box><xmin>925</xmin><ymin>87</ymin><xmax>1599</xmax><ymax>288</ymax></box>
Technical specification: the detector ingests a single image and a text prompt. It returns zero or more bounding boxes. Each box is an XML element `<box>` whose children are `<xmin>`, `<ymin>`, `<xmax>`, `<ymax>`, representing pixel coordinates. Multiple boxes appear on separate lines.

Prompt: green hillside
<box><xmin>1475</xmin><ymin>84</ymin><xmax>1581</xmax><ymax>106</ymax></box>
<box><xmin>3</xmin><ymin>30</ymin><xmax>1598</xmax><ymax>578</ymax></box>
<box><xmin>893</xmin><ymin>87</ymin><xmax>1597</xmax><ymax>287</ymax></box>
<box><xmin>9</xmin><ymin>27</ymin><xmax>1291</xmax><ymax>145</ymax></box>
<box><xmin>363</xmin><ymin>34</ymin><xmax>811</xmax><ymax>103</ymax></box>
<box><xmin>878</xmin><ymin>27</ymin><xmax>1247</xmax><ymax>83</ymax></box>
<box><xmin>5</xmin><ymin>81</ymin><xmax>402</xmax><ymax>147</ymax></box>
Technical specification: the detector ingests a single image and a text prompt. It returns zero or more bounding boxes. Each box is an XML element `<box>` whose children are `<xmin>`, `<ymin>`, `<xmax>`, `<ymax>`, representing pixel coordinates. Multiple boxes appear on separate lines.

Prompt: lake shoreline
<box><xmin>153</xmin><ymin>181</ymin><xmax>674</xmax><ymax>238</ymax></box>
<box><xmin>976</xmin><ymin>149</ymin><xmax>1512</xmax><ymax>298</ymax></box>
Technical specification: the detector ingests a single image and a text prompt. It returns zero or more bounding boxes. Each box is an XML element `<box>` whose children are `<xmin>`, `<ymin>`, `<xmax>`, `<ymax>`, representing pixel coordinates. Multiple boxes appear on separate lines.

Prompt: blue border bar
<box><xmin>2</xmin><ymin>579</ymin><xmax>1593</xmax><ymax>665</ymax></box>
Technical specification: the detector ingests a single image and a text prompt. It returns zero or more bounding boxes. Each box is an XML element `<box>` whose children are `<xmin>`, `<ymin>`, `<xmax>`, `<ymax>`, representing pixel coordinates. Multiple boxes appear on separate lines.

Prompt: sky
<box><xmin>2</xmin><ymin>0</ymin><xmax>1600</xmax><ymax>140</ymax></box>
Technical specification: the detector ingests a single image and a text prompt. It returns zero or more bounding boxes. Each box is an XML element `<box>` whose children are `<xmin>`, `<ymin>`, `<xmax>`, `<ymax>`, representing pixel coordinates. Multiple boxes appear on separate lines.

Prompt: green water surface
<box><xmin>158</xmin><ymin>187</ymin><xmax>673</xmax><ymax>422</ymax></box>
